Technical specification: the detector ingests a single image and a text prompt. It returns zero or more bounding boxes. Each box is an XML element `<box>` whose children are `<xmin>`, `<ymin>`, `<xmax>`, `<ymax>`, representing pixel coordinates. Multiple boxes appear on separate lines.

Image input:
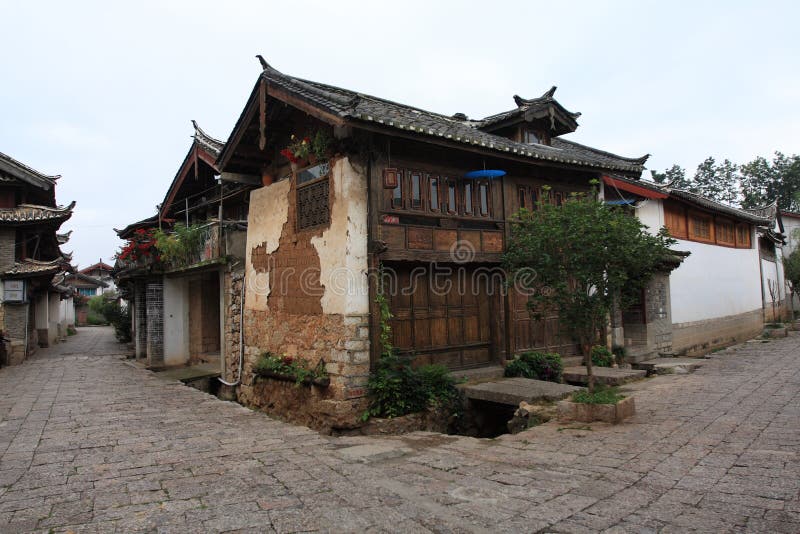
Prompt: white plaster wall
<box><xmin>34</xmin><ymin>293</ymin><xmax>48</xmax><ymax>329</ymax></box>
<box><xmin>311</xmin><ymin>157</ymin><xmax>369</xmax><ymax>316</ymax></box>
<box><xmin>670</xmin><ymin>239</ymin><xmax>762</xmax><ymax>324</ymax></box>
<box><xmin>48</xmin><ymin>293</ymin><xmax>60</xmax><ymax>343</ymax></box>
<box><xmin>783</xmin><ymin>216</ymin><xmax>800</xmax><ymax>255</ymax></box>
<box><xmin>163</xmin><ymin>277</ymin><xmax>190</xmax><ymax>366</ymax></box>
<box><xmin>635</xmin><ymin>198</ymin><xmax>664</xmax><ymax>236</ymax></box>
<box><xmin>244</xmin><ymin>178</ymin><xmax>291</xmax><ymax>312</ymax></box>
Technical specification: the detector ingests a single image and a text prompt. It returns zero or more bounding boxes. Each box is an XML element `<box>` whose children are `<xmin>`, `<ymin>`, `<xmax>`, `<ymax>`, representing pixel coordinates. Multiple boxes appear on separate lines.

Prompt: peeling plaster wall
<box><xmin>239</xmin><ymin>156</ymin><xmax>371</xmax><ymax>428</ymax></box>
<box><xmin>244</xmin><ymin>178</ymin><xmax>291</xmax><ymax>312</ymax></box>
<box><xmin>163</xmin><ymin>276</ymin><xmax>190</xmax><ymax>366</ymax></box>
<box><xmin>311</xmin><ymin>157</ymin><xmax>369</xmax><ymax>316</ymax></box>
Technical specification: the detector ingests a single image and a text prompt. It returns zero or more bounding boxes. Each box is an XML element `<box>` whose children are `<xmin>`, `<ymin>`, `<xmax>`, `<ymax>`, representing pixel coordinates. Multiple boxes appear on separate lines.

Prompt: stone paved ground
<box><xmin>0</xmin><ymin>327</ymin><xmax>799</xmax><ymax>533</ymax></box>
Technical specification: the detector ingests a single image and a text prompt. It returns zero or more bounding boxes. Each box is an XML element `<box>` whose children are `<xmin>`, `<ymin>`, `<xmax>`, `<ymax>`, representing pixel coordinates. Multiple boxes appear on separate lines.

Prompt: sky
<box><xmin>1</xmin><ymin>1</ymin><xmax>799</xmax><ymax>268</ymax></box>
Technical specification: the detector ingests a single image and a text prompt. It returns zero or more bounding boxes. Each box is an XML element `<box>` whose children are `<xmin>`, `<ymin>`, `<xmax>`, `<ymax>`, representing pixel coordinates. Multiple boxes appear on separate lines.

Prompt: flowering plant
<box><xmin>280</xmin><ymin>135</ymin><xmax>311</xmax><ymax>164</ymax></box>
<box><xmin>115</xmin><ymin>228</ymin><xmax>159</xmax><ymax>263</ymax></box>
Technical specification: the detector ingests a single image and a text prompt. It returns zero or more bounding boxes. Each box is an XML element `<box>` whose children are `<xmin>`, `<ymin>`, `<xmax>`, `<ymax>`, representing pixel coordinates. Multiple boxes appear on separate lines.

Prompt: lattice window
<box><xmin>297</xmin><ymin>178</ymin><xmax>330</xmax><ymax>230</ymax></box>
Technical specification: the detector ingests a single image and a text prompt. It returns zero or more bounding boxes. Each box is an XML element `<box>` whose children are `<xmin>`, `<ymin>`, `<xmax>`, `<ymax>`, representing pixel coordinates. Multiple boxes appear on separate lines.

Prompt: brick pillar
<box><xmin>134</xmin><ymin>283</ymin><xmax>147</xmax><ymax>359</ymax></box>
<box><xmin>146</xmin><ymin>281</ymin><xmax>163</xmax><ymax>366</ymax></box>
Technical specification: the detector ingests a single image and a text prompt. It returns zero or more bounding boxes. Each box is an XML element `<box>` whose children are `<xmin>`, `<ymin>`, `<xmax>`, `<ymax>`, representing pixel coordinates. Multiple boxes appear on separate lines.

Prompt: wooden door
<box><xmin>387</xmin><ymin>263</ymin><xmax>495</xmax><ymax>369</ymax></box>
<box><xmin>511</xmin><ymin>287</ymin><xmax>579</xmax><ymax>356</ymax></box>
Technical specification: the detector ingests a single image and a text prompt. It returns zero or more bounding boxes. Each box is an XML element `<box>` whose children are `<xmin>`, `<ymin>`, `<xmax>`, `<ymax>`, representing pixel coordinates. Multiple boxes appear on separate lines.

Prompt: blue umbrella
<box><xmin>464</xmin><ymin>169</ymin><xmax>506</xmax><ymax>179</ymax></box>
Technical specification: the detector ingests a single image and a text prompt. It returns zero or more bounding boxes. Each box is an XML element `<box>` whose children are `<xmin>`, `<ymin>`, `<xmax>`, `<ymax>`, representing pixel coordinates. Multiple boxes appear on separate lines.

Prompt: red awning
<box><xmin>603</xmin><ymin>175</ymin><xmax>668</xmax><ymax>199</ymax></box>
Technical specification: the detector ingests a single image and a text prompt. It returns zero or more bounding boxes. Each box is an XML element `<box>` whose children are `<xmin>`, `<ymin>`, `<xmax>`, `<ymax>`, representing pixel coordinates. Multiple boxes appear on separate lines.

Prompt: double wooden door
<box><xmin>387</xmin><ymin>263</ymin><xmax>497</xmax><ymax>369</ymax></box>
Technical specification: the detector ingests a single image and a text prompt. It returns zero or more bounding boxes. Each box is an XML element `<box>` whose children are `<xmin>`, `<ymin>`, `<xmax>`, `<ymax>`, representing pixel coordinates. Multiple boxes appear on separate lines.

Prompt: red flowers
<box><xmin>280</xmin><ymin>148</ymin><xmax>298</xmax><ymax>164</ymax></box>
<box><xmin>115</xmin><ymin>228</ymin><xmax>158</xmax><ymax>263</ymax></box>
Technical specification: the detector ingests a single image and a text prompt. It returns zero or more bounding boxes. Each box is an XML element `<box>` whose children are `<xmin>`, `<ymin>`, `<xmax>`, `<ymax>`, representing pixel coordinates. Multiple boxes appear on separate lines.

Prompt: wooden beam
<box><xmin>220</xmin><ymin>172</ymin><xmax>261</xmax><ymax>185</ymax></box>
<box><xmin>267</xmin><ymin>86</ymin><xmax>346</xmax><ymax>127</ymax></box>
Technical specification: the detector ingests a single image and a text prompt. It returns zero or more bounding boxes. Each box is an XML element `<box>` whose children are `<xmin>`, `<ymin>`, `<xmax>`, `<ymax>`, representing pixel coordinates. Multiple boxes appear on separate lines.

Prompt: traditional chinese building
<box><xmin>0</xmin><ymin>151</ymin><xmax>74</xmax><ymax>363</ymax></box>
<box><xmin>115</xmin><ymin>122</ymin><xmax>252</xmax><ymax>370</ymax></box>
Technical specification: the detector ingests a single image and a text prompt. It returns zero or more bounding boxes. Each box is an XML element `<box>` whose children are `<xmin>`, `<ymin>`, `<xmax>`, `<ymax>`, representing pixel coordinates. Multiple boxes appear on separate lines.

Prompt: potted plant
<box><xmin>557</xmin><ymin>385</ymin><xmax>635</xmax><ymax>424</ymax></box>
<box><xmin>280</xmin><ymin>135</ymin><xmax>311</xmax><ymax>171</ymax></box>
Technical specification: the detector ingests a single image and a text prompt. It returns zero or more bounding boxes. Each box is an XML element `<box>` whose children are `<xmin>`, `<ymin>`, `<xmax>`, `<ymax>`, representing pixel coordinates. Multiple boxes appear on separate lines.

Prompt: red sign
<box><xmin>382</xmin><ymin>214</ymin><xmax>400</xmax><ymax>224</ymax></box>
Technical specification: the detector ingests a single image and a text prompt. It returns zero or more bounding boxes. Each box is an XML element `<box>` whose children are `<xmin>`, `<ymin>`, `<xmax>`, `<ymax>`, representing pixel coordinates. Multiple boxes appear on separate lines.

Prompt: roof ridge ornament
<box><xmin>513</xmin><ymin>86</ymin><xmax>558</xmax><ymax>108</ymax></box>
<box><xmin>256</xmin><ymin>54</ymin><xmax>271</xmax><ymax>70</ymax></box>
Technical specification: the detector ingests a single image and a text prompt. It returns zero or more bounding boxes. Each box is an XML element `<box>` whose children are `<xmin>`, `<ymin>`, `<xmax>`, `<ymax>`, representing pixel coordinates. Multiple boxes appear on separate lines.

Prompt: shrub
<box><xmin>504</xmin><ymin>351</ymin><xmax>563</xmax><ymax>382</ymax></box>
<box><xmin>612</xmin><ymin>345</ymin><xmax>626</xmax><ymax>366</ymax></box>
<box><xmin>591</xmin><ymin>345</ymin><xmax>614</xmax><ymax>367</ymax></box>
<box><xmin>572</xmin><ymin>385</ymin><xmax>625</xmax><ymax>404</ymax></box>
<box><xmin>363</xmin><ymin>289</ymin><xmax>461</xmax><ymax>420</ymax></box>
<box><xmin>253</xmin><ymin>352</ymin><xmax>327</xmax><ymax>385</ymax></box>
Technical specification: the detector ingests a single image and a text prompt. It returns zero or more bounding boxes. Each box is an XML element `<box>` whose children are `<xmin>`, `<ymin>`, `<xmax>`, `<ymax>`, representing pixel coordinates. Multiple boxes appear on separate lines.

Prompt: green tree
<box><xmin>650</xmin><ymin>164</ymin><xmax>690</xmax><ymax>189</ymax></box>
<box><xmin>503</xmin><ymin>191</ymin><xmax>676</xmax><ymax>392</ymax></box>
<box><xmin>692</xmin><ymin>157</ymin><xmax>740</xmax><ymax>206</ymax></box>
<box><xmin>782</xmin><ymin>238</ymin><xmax>800</xmax><ymax>311</ymax></box>
<box><xmin>740</xmin><ymin>152</ymin><xmax>800</xmax><ymax>211</ymax></box>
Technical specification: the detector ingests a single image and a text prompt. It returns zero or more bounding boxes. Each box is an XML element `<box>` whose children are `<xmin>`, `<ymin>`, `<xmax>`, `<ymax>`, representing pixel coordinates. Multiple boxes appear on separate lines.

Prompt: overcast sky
<box><xmin>1</xmin><ymin>1</ymin><xmax>798</xmax><ymax>268</ymax></box>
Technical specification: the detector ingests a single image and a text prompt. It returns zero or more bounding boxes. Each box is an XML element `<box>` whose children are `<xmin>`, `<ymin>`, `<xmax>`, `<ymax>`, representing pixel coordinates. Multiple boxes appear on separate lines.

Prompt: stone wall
<box><xmin>672</xmin><ymin>308</ymin><xmax>763</xmax><ymax>356</ymax></box>
<box><xmin>222</xmin><ymin>270</ymin><xmax>244</xmax><ymax>384</ymax></box>
<box><xmin>238</xmin><ymin>156</ymin><xmax>371</xmax><ymax>429</ymax></box>
<box><xmin>134</xmin><ymin>283</ymin><xmax>147</xmax><ymax>359</ymax></box>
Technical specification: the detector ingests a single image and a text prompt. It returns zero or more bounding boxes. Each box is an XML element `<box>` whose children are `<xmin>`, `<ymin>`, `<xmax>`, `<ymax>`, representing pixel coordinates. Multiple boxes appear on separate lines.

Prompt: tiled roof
<box><xmin>2</xmin><ymin>257</ymin><xmax>69</xmax><ymax>277</ymax></box>
<box><xmin>0</xmin><ymin>202</ymin><xmax>75</xmax><ymax>225</ymax></box>
<box><xmin>478</xmin><ymin>86</ymin><xmax>581</xmax><ymax>134</ymax></box>
<box><xmin>605</xmin><ymin>174</ymin><xmax>771</xmax><ymax>226</ymax></box>
<box><xmin>192</xmin><ymin>120</ymin><xmax>224</xmax><ymax>157</ymax></box>
<box><xmin>79</xmin><ymin>261</ymin><xmax>114</xmax><ymax>274</ymax></box>
<box><xmin>57</xmin><ymin>230</ymin><xmax>72</xmax><ymax>244</ymax></box>
<box><xmin>254</xmin><ymin>61</ymin><xmax>649</xmax><ymax>175</ymax></box>
<box><xmin>114</xmin><ymin>214</ymin><xmax>160</xmax><ymax>239</ymax></box>
<box><xmin>0</xmin><ymin>151</ymin><xmax>60</xmax><ymax>190</ymax></box>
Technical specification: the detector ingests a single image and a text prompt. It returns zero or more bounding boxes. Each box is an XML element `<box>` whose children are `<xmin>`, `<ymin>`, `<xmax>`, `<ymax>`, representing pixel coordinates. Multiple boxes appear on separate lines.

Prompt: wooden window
<box><xmin>715</xmin><ymin>219</ymin><xmax>735</xmax><ymax>246</ymax></box>
<box><xmin>410</xmin><ymin>171</ymin><xmax>422</xmax><ymax>209</ymax></box>
<box><xmin>479</xmin><ymin>183</ymin><xmax>489</xmax><ymax>216</ymax></box>
<box><xmin>554</xmin><ymin>191</ymin><xmax>563</xmax><ymax>207</ymax></box>
<box><xmin>736</xmin><ymin>224</ymin><xmax>751</xmax><ymax>248</ymax></box>
<box><xmin>464</xmin><ymin>182</ymin><xmax>473</xmax><ymax>214</ymax></box>
<box><xmin>531</xmin><ymin>187</ymin><xmax>539</xmax><ymax>210</ymax></box>
<box><xmin>518</xmin><ymin>187</ymin><xmax>526</xmax><ymax>209</ymax></box>
<box><xmin>297</xmin><ymin>177</ymin><xmax>330</xmax><ymax>230</ymax></box>
<box><xmin>524</xmin><ymin>129</ymin><xmax>540</xmax><ymax>144</ymax></box>
<box><xmin>446</xmin><ymin>179</ymin><xmax>457</xmax><ymax>214</ymax></box>
<box><xmin>429</xmin><ymin>175</ymin><xmax>439</xmax><ymax>211</ymax></box>
<box><xmin>391</xmin><ymin>169</ymin><xmax>403</xmax><ymax>209</ymax></box>
<box><xmin>688</xmin><ymin>211</ymin><xmax>714</xmax><ymax>242</ymax></box>
<box><xmin>664</xmin><ymin>202</ymin><xmax>687</xmax><ymax>239</ymax></box>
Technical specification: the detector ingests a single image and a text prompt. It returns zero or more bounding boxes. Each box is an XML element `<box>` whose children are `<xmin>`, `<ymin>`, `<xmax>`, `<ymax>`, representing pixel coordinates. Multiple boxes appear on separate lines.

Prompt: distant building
<box><xmin>77</xmin><ymin>260</ymin><xmax>115</xmax><ymax>295</ymax></box>
<box><xmin>0</xmin><ymin>151</ymin><xmax>74</xmax><ymax>363</ymax></box>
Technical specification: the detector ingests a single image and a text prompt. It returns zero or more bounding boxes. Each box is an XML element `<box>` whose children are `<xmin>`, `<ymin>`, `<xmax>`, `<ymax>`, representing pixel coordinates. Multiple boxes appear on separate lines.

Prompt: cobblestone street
<box><xmin>0</xmin><ymin>327</ymin><xmax>798</xmax><ymax>533</ymax></box>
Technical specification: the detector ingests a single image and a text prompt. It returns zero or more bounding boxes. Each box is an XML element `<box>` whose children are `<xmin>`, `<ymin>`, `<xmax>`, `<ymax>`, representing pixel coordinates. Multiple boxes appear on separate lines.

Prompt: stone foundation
<box><xmin>238</xmin><ymin>377</ymin><xmax>367</xmax><ymax>433</ymax></box>
<box><xmin>672</xmin><ymin>308</ymin><xmax>763</xmax><ymax>356</ymax></box>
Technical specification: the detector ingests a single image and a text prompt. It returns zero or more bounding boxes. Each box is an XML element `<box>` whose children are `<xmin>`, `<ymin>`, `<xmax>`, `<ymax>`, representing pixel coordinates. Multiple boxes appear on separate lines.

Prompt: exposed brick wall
<box><xmin>239</xmin><ymin>158</ymin><xmax>371</xmax><ymax>429</ymax></box>
<box><xmin>146</xmin><ymin>281</ymin><xmax>164</xmax><ymax>365</ymax></box>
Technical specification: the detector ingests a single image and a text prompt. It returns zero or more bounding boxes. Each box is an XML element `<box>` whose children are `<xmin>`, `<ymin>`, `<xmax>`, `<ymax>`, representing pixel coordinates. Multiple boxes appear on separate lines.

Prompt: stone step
<box><xmin>461</xmin><ymin>377</ymin><xmax>583</xmax><ymax>406</ymax></box>
<box><xmin>562</xmin><ymin>366</ymin><xmax>646</xmax><ymax>386</ymax></box>
<box><xmin>449</xmin><ymin>365</ymin><xmax>505</xmax><ymax>383</ymax></box>
<box><xmin>632</xmin><ymin>358</ymin><xmax>708</xmax><ymax>375</ymax></box>
<box><xmin>561</xmin><ymin>356</ymin><xmax>584</xmax><ymax>367</ymax></box>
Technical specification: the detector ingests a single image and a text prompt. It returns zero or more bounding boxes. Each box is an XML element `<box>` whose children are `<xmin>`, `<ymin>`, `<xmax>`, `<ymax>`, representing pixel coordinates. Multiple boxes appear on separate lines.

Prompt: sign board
<box><xmin>3</xmin><ymin>280</ymin><xmax>25</xmax><ymax>302</ymax></box>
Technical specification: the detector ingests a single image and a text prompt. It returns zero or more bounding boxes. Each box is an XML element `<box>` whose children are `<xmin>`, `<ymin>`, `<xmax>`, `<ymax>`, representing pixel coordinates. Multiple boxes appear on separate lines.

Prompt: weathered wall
<box><xmin>673</xmin><ymin>309</ymin><xmax>763</xmax><ymax>356</ymax></box>
<box><xmin>239</xmin><ymin>157</ymin><xmax>370</xmax><ymax>428</ymax></box>
<box><xmin>146</xmin><ymin>281</ymin><xmax>164</xmax><ymax>366</ymax></box>
<box><xmin>35</xmin><ymin>293</ymin><xmax>49</xmax><ymax>347</ymax></box>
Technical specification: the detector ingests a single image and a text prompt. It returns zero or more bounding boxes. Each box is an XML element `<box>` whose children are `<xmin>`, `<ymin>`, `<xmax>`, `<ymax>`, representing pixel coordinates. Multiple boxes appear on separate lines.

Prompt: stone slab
<box><xmin>562</xmin><ymin>366</ymin><xmax>646</xmax><ymax>386</ymax></box>
<box><xmin>557</xmin><ymin>396</ymin><xmax>636</xmax><ymax>424</ymax></box>
<box><xmin>152</xmin><ymin>362</ymin><xmax>221</xmax><ymax>382</ymax></box>
<box><xmin>336</xmin><ymin>443</ymin><xmax>412</xmax><ymax>463</ymax></box>
<box><xmin>633</xmin><ymin>358</ymin><xmax>708</xmax><ymax>375</ymax></box>
<box><xmin>449</xmin><ymin>365</ymin><xmax>504</xmax><ymax>383</ymax></box>
<box><xmin>461</xmin><ymin>377</ymin><xmax>582</xmax><ymax>406</ymax></box>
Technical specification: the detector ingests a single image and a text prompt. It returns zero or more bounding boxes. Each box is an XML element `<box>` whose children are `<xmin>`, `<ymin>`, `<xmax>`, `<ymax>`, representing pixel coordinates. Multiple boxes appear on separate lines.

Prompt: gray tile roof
<box><xmin>257</xmin><ymin>61</ymin><xmax>649</xmax><ymax>175</ymax></box>
<box><xmin>192</xmin><ymin>120</ymin><xmax>224</xmax><ymax>158</ymax></box>
<box><xmin>0</xmin><ymin>202</ymin><xmax>75</xmax><ymax>225</ymax></box>
<box><xmin>478</xmin><ymin>86</ymin><xmax>581</xmax><ymax>133</ymax></box>
<box><xmin>606</xmin><ymin>174</ymin><xmax>771</xmax><ymax>226</ymax></box>
<box><xmin>0</xmin><ymin>151</ymin><xmax>59</xmax><ymax>190</ymax></box>
<box><xmin>2</xmin><ymin>257</ymin><xmax>70</xmax><ymax>278</ymax></box>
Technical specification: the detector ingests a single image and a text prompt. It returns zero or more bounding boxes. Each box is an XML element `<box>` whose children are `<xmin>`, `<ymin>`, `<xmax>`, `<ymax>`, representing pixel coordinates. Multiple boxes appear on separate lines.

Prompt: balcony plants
<box><xmin>253</xmin><ymin>352</ymin><xmax>330</xmax><ymax>387</ymax></box>
<box><xmin>115</xmin><ymin>228</ymin><xmax>159</xmax><ymax>266</ymax></box>
<box><xmin>153</xmin><ymin>223</ymin><xmax>206</xmax><ymax>269</ymax></box>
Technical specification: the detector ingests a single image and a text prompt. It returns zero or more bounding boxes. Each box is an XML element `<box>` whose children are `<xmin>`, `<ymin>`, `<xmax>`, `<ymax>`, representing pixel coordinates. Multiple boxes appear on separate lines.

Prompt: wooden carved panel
<box><xmin>481</xmin><ymin>231</ymin><xmax>504</xmax><ymax>253</ymax></box>
<box><xmin>407</xmin><ymin>227</ymin><xmax>433</xmax><ymax>250</ymax></box>
<box><xmin>382</xmin><ymin>225</ymin><xmax>406</xmax><ymax>249</ymax></box>
<box><xmin>433</xmin><ymin>229</ymin><xmax>458</xmax><ymax>251</ymax></box>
